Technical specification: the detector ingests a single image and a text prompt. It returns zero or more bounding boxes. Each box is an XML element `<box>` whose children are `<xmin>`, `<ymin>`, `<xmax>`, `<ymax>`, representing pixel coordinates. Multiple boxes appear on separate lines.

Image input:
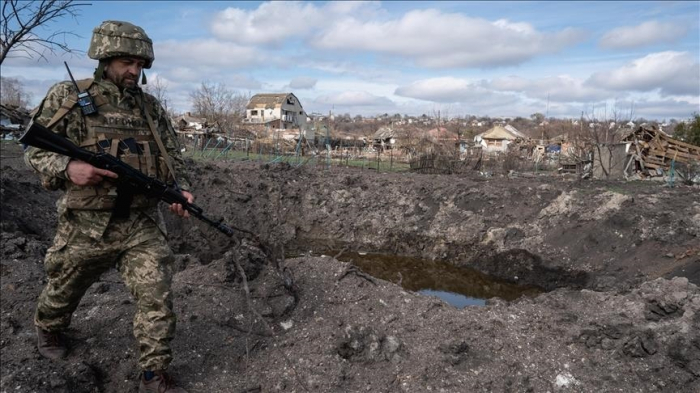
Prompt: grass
<box><xmin>182</xmin><ymin>147</ymin><xmax>411</xmax><ymax>172</ymax></box>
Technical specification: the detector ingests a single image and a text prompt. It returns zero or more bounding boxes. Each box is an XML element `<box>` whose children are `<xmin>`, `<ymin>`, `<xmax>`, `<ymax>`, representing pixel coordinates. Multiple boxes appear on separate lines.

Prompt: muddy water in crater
<box><xmin>335</xmin><ymin>251</ymin><xmax>543</xmax><ymax>308</ymax></box>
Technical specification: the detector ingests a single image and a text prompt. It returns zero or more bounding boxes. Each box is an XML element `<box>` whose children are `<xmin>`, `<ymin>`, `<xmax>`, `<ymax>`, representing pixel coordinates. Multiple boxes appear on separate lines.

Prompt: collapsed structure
<box><xmin>0</xmin><ymin>104</ymin><xmax>30</xmax><ymax>138</ymax></box>
<box><xmin>622</xmin><ymin>125</ymin><xmax>700</xmax><ymax>179</ymax></box>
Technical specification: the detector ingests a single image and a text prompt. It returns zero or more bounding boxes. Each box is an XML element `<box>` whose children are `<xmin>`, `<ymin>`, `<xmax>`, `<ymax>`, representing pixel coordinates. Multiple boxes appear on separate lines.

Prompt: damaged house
<box><xmin>245</xmin><ymin>93</ymin><xmax>307</xmax><ymax>130</ymax></box>
<box><xmin>174</xmin><ymin>112</ymin><xmax>208</xmax><ymax>131</ymax></box>
<box><xmin>1</xmin><ymin>104</ymin><xmax>29</xmax><ymax>138</ymax></box>
<box><xmin>621</xmin><ymin>125</ymin><xmax>700</xmax><ymax>179</ymax></box>
<box><xmin>474</xmin><ymin>124</ymin><xmax>528</xmax><ymax>153</ymax></box>
<box><xmin>372</xmin><ymin>126</ymin><xmax>396</xmax><ymax>151</ymax></box>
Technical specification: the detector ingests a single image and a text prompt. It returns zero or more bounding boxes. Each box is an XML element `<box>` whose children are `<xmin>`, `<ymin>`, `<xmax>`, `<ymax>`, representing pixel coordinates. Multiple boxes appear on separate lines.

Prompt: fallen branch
<box><xmin>333</xmin><ymin>247</ymin><xmax>349</xmax><ymax>259</ymax></box>
<box><xmin>327</xmin><ymin>294</ymin><xmax>369</xmax><ymax>305</ymax></box>
<box><xmin>176</xmin><ymin>280</ymin><xmax>236</xmax><ymax>289</ymax></box>
<box><xmin>225</xmin><ymin>319</ymin><xmax>272</xmax><ymax>337</ymax></box>
<box><xmin>337</xmin><ymin>264</ymin><xmax>377</xmax><ymax>286</ymax></box>
<box><xmin>231</xmin><ymin>242</ymin><xmax>310</xmax><ymax>392</ymax></box>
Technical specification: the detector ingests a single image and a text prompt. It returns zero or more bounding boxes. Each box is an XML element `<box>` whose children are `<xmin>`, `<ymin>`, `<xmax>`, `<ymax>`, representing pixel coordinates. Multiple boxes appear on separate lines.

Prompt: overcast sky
<box><xmin>2</xmin><ymin>1</ymin><xmax>698</xmax><ymax>121</ymax></box>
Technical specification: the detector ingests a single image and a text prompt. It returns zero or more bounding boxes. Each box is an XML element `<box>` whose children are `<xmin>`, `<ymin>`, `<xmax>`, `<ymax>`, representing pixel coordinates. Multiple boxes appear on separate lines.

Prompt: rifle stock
<box><xmin>20</xmin><ymin>120</ymin><xmax>235</xmax><ymax>237</ymax></box>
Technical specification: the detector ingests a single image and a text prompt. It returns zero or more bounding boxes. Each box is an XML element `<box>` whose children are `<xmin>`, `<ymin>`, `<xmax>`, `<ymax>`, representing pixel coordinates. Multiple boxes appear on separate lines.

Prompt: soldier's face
<box><xmin>105</xmin><ymin>56</ymin><xmax>146</xmax><ymax>89</ymax></box>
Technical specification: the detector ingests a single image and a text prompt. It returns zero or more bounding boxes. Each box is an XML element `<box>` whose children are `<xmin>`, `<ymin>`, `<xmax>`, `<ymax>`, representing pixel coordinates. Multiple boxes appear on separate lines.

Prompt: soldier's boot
<box><xmin>139</xmin><ymin>371</ymin><xmax>188</xmax><ymax>393</ymax></box>
<box><xmin>36</xmin><ymin>327</ymin><xmax>68</xmax><ymax>360</ymax></box>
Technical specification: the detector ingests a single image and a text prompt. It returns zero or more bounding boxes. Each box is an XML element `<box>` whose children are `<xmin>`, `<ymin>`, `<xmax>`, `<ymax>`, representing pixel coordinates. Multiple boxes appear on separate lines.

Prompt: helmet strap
<box><xmin>94</xmin><ymin>61</ymin><xmax>107</xmax><ymax>82</ymax></box>
<box><xmin>141</xmin><ymin>70</ymin><xmax>147</xmax><ymax>85</ymax></box>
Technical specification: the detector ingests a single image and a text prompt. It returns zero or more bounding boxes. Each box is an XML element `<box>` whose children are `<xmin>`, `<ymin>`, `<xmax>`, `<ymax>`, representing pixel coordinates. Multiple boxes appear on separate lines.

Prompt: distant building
<box><xmin>474</xmin><ymin>124</ymin><xmax>527</xmax><ymax>153</ymax></box>
<box><xmin>174</xmin><ymin>112</ymin><xmax>207</xmax><ymax>130</ymax></box>
<box><xmin>245</xmin><ymin>93</ymin><xmax>307</xmax><ymax>130</ymax></box>
<box><xmin>372</xmin><ymin>126</ymin><xmax>396</xmax><ymax>150</ymax></box>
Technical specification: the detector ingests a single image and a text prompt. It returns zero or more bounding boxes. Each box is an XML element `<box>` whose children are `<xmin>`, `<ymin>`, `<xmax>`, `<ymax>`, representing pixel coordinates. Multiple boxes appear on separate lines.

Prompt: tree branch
<box><xmin>0</xmin><ymin>0</ymin><xmax>89</xmax><ymax>65</ymax></box>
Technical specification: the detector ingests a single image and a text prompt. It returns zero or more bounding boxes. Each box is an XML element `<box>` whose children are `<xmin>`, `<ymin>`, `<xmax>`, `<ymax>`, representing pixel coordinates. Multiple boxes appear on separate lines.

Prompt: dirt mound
<box><xmin>1</xmin><ymin>141</ymin><xmax>699</xmax><ymax>392</ymax></box>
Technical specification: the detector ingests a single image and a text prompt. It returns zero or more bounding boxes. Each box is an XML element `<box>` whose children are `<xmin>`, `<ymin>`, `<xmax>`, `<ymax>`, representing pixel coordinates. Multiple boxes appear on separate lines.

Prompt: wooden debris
<box><xmin>621</xmin><ymin>125</ymin><xmax>700</xmax><ymax>177</ymax></box>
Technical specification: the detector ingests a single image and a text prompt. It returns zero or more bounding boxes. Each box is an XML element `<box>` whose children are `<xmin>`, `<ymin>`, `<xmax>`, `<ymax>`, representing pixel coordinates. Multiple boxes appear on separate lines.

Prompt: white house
<box><xmin>372</xmin><ymin>126</ymin><xmax>396</xmax><ymax>150</ymax></box>
<box><xmin>173</xmin><ymin>112</ymin><xmax>207</xmax><ymax>130</ymax></box>
<box><xmin>245</xmin><ymin>93</ymin><xmax>307</xmax><ymax>130</ymax></box>
<box><xmin>474</xmin><ymin>124</ymin><xmax>527</xmax><ymax>153</ymax></box>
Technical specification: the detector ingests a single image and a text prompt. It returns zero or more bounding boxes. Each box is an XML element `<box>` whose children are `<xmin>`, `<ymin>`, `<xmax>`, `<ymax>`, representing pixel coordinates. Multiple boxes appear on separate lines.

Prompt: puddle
<box><xmin>333</xmin><ymin>251</ymin><xmax>542</xmax><ymax>308</ymax></box>
<box><xmin>417</xmin><ymin>289</ymin><xmax>488</xmax><ymax>307</ymax></box>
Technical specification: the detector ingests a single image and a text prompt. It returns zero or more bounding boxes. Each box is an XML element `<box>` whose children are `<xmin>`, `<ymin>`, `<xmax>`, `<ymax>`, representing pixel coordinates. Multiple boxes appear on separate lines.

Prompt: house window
<box><xmin>251</xmin><ymin>110</ymin><xmax>258</xmax><ymax>116</ymax></box>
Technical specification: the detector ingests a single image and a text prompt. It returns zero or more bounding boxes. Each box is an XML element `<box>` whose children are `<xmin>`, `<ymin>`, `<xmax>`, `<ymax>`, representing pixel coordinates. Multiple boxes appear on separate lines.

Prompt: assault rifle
<box><xmin>20</xmin><ymin>120</ymin><xmax>235</xmax><ymax>237</ymax></box>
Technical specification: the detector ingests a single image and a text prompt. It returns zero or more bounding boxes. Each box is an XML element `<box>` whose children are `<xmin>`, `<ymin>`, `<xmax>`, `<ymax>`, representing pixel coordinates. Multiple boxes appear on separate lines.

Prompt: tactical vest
<box><xmin>58</xmin><ymin>79</ymin><xmax>172</xmax><ymax>211</ymax></box>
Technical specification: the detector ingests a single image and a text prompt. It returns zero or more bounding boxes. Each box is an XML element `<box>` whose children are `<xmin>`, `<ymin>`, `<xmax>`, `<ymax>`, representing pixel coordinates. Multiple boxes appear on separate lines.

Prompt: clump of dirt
<box><xmin>1</xmin><ymin>141</ymin><xmax>699</xmax><ymax>392</ymax></box>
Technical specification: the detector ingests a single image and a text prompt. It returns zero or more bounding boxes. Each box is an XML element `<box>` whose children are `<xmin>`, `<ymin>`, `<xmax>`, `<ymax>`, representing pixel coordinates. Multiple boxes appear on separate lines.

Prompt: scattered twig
<box><xmin>176</xmin><ymin>280</ymin><xmax>236</xmax><ymax>289</ymax></box>
<box><xmin>327</xmin><ymin>294</ymin><xmax>369</xmax><ymax>305</ymax></box>
<box><xmin>231</xmin><ymin>244</ymin><xmax>310</xmax><ymax>392</ymax></box>
<box><xmin>676</xmin><ymin>248</ymin><xmax>699</xmax><ymax>260</ymax></box>
<box><xmin>225</xmin><ymin>319</ymin><xmax>272</xmax><ymax>337</ymax></box>
<box><xmin>337</xmin><ymin>264</ymin><xmax>377</xmax><ymax>285</ymax></box>
<box><xmin>333</xmin><ymin>247</ymin><xmax>349</xmax><ymax>259</ymax></box>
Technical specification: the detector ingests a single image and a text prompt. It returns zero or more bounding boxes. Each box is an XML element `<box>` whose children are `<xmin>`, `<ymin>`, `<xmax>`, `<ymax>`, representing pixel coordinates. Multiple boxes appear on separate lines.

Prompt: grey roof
<box><xmin>174</xmin><ymin>113</ymin><xmax>207</xmax><ymax>124</ymax></box>
<box><xmin>373</xmin><ymin>126</ymin><xmax>395</xmax><ymax>139</ymax></box>
<box><xmin>247</xmin><ymin>93</ymin><xmax>300</xmax><ymax>110</ymax></box>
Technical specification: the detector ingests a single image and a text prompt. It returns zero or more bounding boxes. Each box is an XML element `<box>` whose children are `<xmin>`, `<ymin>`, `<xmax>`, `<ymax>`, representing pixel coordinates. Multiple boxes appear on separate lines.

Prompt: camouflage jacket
<box><xmin>25</xmin><ymin>79</ymin><xmax>191</xmax><ymax>239</ymax></box>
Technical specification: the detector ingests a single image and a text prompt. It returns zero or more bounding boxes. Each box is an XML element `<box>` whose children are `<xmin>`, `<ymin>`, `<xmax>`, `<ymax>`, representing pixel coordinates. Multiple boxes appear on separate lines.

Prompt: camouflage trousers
<box><xmin>35</xmin><ymin>210</ymin><xmax>176</xmax><ymax>371</ymax></box>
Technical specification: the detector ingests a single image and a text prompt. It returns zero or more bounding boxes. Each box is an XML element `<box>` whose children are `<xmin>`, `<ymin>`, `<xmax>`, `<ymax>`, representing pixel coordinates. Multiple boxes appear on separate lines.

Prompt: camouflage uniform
<box><xmin>26</xmin><ymin>21</ymin><xmax>190</xmax><ymax>372</ymax></box>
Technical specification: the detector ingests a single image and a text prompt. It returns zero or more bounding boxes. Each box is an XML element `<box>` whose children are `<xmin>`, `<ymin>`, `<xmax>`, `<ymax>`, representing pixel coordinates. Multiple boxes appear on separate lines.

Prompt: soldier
<box><xmin>25</xmin><ymin>20</ymin><xmax>192</xmax><ymax>393</ymax></box>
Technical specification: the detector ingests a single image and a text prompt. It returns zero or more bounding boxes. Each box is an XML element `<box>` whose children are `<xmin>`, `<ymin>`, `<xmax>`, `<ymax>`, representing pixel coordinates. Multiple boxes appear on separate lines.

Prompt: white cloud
<box><xmin>228</xmin><ymin>74</ymin><xmax>263</xmax><ymax>89</ymax></box>
<box><xmin>210</xmin><ymin>1</ymin><xmax>382</xmax><ymax>46</ymax></box>
<box><xmin>211</xmin><ymin>2</ymin><xmax>323</xmax><ymax>45</ymax></box>
<box><xmin>314</xmin><ymin>9</ymin><xmax>585</xmax><ymax>68</ymax></box>
<box><xmin>289</xmin><ymin>76</ymin><xmax>317</xmax><ymax>89</ymax></box>
<box><xmin>490</xmin><ymin>75</ymin><xmax>611</xmax><ymax>102</ymax></box>
<box><xmin>395</xmin><ymin>77</ymin><xmax>474</xmax><ymax>102</ymax></box>
<box><xmin>166</xmin><ymin>67</ymin><xmax>201</xmax><ymax>83</ymax></box>
<box><xmin>315</xmin><ymin>78</ymin><xmax>398</xmax><ymax>98</ymax></box>
<box><xmin>299</xmin><ymin>60</ymin><xmax>404</xmax><ymax>85</ymax></box>
<box><xmin>599</xmin><ymin>20</ymin><xmax>688</xmax><ymax>49</ymax></box>
<box><xmin>314</xmin><ymin>91</ymin><xmax>394</xmax><ymax>107</ymax></box>
<box><xmin>627</xmin><ymin>98</ymin><xmax>700</xmax><ymax>120</ymax></box>
<box><xmin>156</xmin><ymin>39</ymin><xmax>265</xmax><ymax>68</ymax></box>
<box><xmin>210</xmin><ymin>4</ymin><xmax>586</xmax><ymax>69</ymax></box>
<box><xmin>586</xmin><ymin>51</ymin><xmax>700</xmax><ymax>96</ymax></box>
<box><xmin>324</xmin><ymin>1</ymin><xmax>382</xmax><ymax>17</ymax></box>
<box><xmin>394</xmin><ymin>77</ymin><xmax>520</xmax><ymax>106</ymax></box>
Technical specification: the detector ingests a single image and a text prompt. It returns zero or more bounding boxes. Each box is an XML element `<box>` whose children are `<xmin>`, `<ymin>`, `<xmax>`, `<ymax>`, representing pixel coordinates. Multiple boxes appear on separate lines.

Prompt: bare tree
<box><xmin>396</xmin><ymin>124</ymin><xmax>421</xmax><ymax>158</ymax></box>
<box><xmin>577</xmin><ymin>101</ymin><xmax>634</xmax><ymax>178</ymax></box>
<box><xmin>189</xmin><ymin>81</ymin><xmax>249</xmax><ymax>134</ymax></box>
<box><xmin>1</xmin><ymin>0</ymin><xmax>90</xmax><ymax>65</ymax></box>
<box><xmin>431</xmin><ymin>107</ymin><xmax>455</xmax><ymax>156</ymax></box>
<box><xmin>143</xmin><ymin>74</ymin><xmax>173</xmax><ymax>115</ymax></box>
<box><xmin>0</xmin><ymin>76</ymin><xmax>32</xmax><ymax>108</ymax></box>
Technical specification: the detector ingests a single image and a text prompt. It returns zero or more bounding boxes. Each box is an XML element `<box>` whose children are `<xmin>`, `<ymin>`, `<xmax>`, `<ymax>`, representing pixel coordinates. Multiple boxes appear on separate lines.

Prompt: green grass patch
<box><xmin>182</xmin><ymin>148</ymin><xmax>411</xmax><ymax>172</ymax></box>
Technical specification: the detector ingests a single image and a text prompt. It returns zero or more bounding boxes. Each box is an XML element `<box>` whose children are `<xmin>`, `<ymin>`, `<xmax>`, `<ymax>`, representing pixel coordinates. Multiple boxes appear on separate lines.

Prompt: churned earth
<box><xmin>1</xmin><ymin>140</ymin><xmax>699</xmax><ymax>393</ymax></box>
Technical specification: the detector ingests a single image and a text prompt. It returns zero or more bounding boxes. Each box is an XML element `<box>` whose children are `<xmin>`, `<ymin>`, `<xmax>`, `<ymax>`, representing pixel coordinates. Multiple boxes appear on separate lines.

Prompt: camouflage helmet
<box><xmin>88</xmin><ymin>20</ymin><xmax>154</xmax><ymax>69</ymax></box>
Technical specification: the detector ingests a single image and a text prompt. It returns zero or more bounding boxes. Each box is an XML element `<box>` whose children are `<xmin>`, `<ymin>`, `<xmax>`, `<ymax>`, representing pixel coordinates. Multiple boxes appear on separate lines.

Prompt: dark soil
<box><xmin>1</xmin><ymin>141</ymin><xmax>699</xmax><ymax>393</ymax></box>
